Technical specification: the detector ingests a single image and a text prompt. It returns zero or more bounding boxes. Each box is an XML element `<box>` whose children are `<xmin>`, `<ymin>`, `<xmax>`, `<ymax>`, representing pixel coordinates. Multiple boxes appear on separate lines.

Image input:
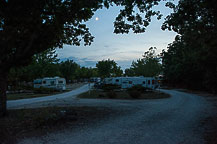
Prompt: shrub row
<box><xmin>127</xmin><ymin>85</ymin><xmax>153</xmax><ymax>99</ymax></box>
<box><xmin>101</xmin><ymin>84</ymin><xmax>121</xmax><ymax>91</ymax></box>
<box><xmin>33</xmin><ymin>87</ymin><xmax>59</xmax><ymax>94</ymax></box>
<box><xmin>100</xmin><ymin>84</ymin><xmax>154</xmax><ymax>99</ymax></box>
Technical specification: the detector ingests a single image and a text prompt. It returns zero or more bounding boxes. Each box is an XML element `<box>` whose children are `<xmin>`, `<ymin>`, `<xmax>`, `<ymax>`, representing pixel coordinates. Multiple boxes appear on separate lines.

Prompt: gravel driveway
<box><xmin>7</xmin><ymin>84</ymin><xmax>92</xmax><ymax>109</ymax></box>
<box><xmin>18</xmin><ymin>89</ymin><xmax>214</xmax><ymax>144</ymax></box>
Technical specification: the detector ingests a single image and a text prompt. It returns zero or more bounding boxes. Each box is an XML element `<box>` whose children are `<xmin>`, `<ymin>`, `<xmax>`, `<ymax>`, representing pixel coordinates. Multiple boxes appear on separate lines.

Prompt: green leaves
<box><xmin>162</xmin><ymin>0</ymin><xmax>217</xmax><ymax>92</ymax></box>
<box><xmin>125</xmin><ymin>47</ymin><xmax>162</xmax><ymax>77</ymax></box>
<box><xmin>0</xmin><ymin>0</ymin><xmax>166</xmax><ymax>70</ymax></box>
<box><xmin>96</xmin><ymin>59</ymin><xmax>123</xmax><ymax>78</ymax></box>
<box><xmin>59</xmin><ymin>60</ymin><xmax>79</xmax><ymax>82</ymax></box>
<box><xmin>113</xmin><ymin>0</ymin><xmax>162</xmax><ymax>34</ymax></box>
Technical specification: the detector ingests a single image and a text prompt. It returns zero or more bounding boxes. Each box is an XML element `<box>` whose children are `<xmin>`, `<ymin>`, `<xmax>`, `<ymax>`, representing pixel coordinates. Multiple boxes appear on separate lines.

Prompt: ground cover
<box><xmin>77</xmin><ymin>89</ymin><xmax>170</xmax><ymax>100</ymax></box>
<box><xmin>0</xmin><ymin>106</ymin><xmax>116</xmax><ymax>144</ymax></box>
<box><xmin>7</xmin><ymin>83</ymin><xmax>86</xmax><ymax>100</ymax></box>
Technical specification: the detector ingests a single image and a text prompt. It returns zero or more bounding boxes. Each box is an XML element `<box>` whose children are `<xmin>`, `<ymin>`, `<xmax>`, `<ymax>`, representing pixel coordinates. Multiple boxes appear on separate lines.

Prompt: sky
<box><xmin>56</xmin><ymin>1</ymin><xmax>177</xmax><ymax>70</ymax></box>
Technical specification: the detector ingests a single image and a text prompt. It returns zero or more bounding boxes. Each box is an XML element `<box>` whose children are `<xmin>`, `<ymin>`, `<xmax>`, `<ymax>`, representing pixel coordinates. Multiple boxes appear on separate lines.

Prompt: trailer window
<box><xmin>59</xmin><ymin>81</ymin><xmax>63</xmax><ymax>84</ymax></box>
<box><xmin>152</xmin><ymin>80</ymin><xmax>155</xmax><ymax>84</ymax></box>
<box><xmin>34</xmin><ymin>80</ymin><xmax>42</xmax><ymax>84</ymax></box>
<box><xmin>129</xmin><ymin>81</ymin><xmax>132</xmax><ymax>84</ymax></box>
<box><xmin>148</xmin><ymin>80</ymin><xmax>150</xmax><ymax>85</ymax></box>
<box><xmin>50</xmin><ymin>81</ymin><xmax>55</xmax><ymax>85</ymax></box>
<box><xmin>143</xmin><ymin>81</ymin><xmax>146</xmax><ymax>84</ymax></box>
<box><xmin>116</xmin><ymin>79</ymin><xmax>119</xmax><ymax>82</ymax></box>
<box><xmin>43</xmin><ymin>81</ymin><xmax>46</xmax><ymax>84</ymax></box>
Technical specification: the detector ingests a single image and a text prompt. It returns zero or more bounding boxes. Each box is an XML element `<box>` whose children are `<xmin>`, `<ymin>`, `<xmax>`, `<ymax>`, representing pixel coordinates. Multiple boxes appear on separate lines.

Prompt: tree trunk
<box><xmin>0</xmin><ymin>70</ymin><xmax>8</xmax><ymax>117</ymax></box>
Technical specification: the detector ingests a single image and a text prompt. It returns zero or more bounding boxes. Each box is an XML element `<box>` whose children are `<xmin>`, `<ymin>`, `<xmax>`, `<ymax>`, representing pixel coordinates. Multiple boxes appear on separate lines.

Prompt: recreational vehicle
<box><xmin>90</xmin><ymin>77</ymin><xmax>101</xmax><ymax>83</ymax></box>
<box><xmin>104</xmin><ymin>77</ymin><xmax>158</xmax><ymax>89</ymax></box>
<box><xmin>33</xmin><ymin>77</ymin><xmax>66</xmax><ymax>91</ymax></box>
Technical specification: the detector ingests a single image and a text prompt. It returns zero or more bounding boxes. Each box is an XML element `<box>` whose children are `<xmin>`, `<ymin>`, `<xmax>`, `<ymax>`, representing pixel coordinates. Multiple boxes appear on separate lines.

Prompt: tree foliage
<box><xmin>8</xmin><ymin>56</ymin><xmax>100</xmax><ymax>86</ymax></box>
<box><xmin>125</xmin><ymin>47</ymin><xmax>162</xmax><ymax>77</ymax></box>
<box><xmin>8</xmin><ymin>49</ymin><xmax>60</xmax><ymax>84</ymax></box>
<box><xmin>0</xmin><ymin>0</ymin><xmax>164</xmax><ymax>115</ymax></box>
<box><xmin>96</xmin><ymin>59</ymin><xmax>123</xmax><ymax>78</ymax></box>
<box><xmin>161</xmin><ymin>0</ymin><xmax>217</xmax><ymax>92</ymax></box>
<box><xmin>59</xmin><ymin>60</ymin><xmax>79</xmax><ymax>83</ymax></box>
<box><xmin>0</xmin><ymin>0</ymin><xmax>162</xmax><ymax>70</ymax></box>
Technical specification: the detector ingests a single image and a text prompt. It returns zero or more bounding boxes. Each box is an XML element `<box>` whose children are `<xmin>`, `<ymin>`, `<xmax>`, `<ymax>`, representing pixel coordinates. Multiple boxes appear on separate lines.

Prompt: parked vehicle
<box><xmin>94</xmin><ymin>82</ymin><xmax>103</xmax><ymax>89</ymax></box>
<box><xmin>90</xmin><ymin>77</ymin><xmax>101</xmax><ymax>83</ymax></box>
<box><xmin>33</xmin><ymin>77</ymin><xmax>66</xmax><ymax>91</ymax></box>
<box><xmin>104</xmin><ymin>76</ymin><xmax>159</xmax><ymax>89</ymax></box>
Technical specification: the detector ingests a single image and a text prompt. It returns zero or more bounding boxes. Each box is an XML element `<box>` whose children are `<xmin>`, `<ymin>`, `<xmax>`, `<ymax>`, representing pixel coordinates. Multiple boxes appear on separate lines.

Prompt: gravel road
<box><xmin>7</xmin><ymin>84</ymin><xmax>92</xmax><ymax>109</ymax></box>
<box><xmin>18</xmin><ymin>89</ymin><xmax>214</xmax><ymax>144</ymax></box>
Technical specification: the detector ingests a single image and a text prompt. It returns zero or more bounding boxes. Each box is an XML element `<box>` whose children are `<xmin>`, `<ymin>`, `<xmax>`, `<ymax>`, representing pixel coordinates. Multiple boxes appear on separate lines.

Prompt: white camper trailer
<box><xmin>90</xmin><ymin>77</ymin><xmax>101</xmax><ymax>82</ymax></box>
<box><xmin>104</xmin><ymin>77</ymin><xmax>158</xmax><ymax>89</ymax></box>
<box><xmin>104</xmin><ymin>77</ymin><xmax>122</xmax><ymax>85</ymax></box>
<box><xmin>121</xmin><ymin>77</ymin><xmax>145</xmax><ymax>89</ymax></box>
<box><xmin>34</xmin><ymin>77</ymin><xmax>66</xmax><ymax>91</ymax></box>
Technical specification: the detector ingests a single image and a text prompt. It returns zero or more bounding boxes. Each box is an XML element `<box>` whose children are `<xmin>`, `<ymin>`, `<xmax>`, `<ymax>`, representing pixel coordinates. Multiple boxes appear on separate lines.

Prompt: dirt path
<box><xmin>17</xmin><ymin>89</ymin><xmax>214</xmax><ymax>144</ymax></box>
<box><xmin>7</xmin><ymin>84</ymin><xmax>92</xmax><ymax>109</ymax></box>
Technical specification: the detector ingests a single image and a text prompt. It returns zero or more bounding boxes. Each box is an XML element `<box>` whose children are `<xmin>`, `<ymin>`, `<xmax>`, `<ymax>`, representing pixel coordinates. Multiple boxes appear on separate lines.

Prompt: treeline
<box><xmin>8</xmin><ymin>49</ymin><xmax>98</xmax><ymax>85</ymax></box>
<box><xmin>8</xmin><ymin>49</ymin><xmax>125</xmax><ymax>86</ymax></box>
<box><xmin>161</xmin><ymin>0</ymin><xmax>217</xmax><ymax>93</ymax></box>
<box><xmin>125</xmin><ymin>47</ymin><xmax>161</xmax><ymax>77</ymax></box>
<box><xmin>8</xmin><ymin>47</ymin><xmax>162</xmax><ymax>87</ymax></box>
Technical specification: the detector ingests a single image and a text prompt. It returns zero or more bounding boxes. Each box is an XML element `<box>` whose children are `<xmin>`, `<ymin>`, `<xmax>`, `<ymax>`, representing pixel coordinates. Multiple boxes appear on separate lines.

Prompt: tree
<box><xmin>8</xmin><ymin>49</ymin><xmax>61</xmax><ymax>88</ymax></box>
<box><xmin>124</xmin><ymin>68</ymin><xmax>135</xmax><ymax>77</ymax></box>
<box><xmin>96</xmin><ymin>59</ymin><xmax>123</xmax><ymax>78</ymax></box>
<box><xmin>161</xmin><ymin>0</ymin><xmax>217</xmax><ymax>92</ymax></box>
<box><xmin>0</xmin><ymin>0</ymin><xmax>167</xmax><ymax>116</ymax></box>
<box><xmin>59</xmin><ymin>60</ymin><xmax>79</xmax><ymax>83</ymax></box>
<box><xmin>74</xmin><ymin>67</ymin><xmax>98</xmax><ymax>81</ymax></box>
<box><xmin>126</xmin><ymin>47</ymin><xmax>162</xmax><ymax>77</ymax></box>
<box><xmin>31</xmin><ymin>48</ymin><xmax>61</xmax><ymax>78</ymax></box>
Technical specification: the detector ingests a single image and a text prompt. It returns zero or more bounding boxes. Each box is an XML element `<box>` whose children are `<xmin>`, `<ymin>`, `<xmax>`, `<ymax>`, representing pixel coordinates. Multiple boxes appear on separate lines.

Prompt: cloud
<box><xmin>104</xmin><ymin>45</ymin><xmax>110</xmax><ymax>48</ymax></box>
<box><xmin>60</xmin><ymin>56</ymin><xmax>97</xmax><ymax>68</ymax></box>
<box><xmin>116</xmin><ymin>60</ymin><xmax>133</xmax><ymax>70</ymax></box>
<box><xmin>60</xmin><ymin>56</ymin><xmax>134</xmax><ymax>70</ymax></box>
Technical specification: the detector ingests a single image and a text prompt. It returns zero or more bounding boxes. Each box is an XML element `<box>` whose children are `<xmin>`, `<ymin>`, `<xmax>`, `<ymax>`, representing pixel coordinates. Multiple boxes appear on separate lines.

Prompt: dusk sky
<box><xmin>56</xmin><ymin>1</ymin><xmax>177</xmax><ymax>69</ymax></box>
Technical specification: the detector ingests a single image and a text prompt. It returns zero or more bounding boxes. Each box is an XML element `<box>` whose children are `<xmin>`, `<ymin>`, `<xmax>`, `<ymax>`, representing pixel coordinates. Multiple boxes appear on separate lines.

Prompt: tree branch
<box><xmin>0</xmin><ymin>0</ymin><xmax>7</xmax><ymax>17</ymax></box>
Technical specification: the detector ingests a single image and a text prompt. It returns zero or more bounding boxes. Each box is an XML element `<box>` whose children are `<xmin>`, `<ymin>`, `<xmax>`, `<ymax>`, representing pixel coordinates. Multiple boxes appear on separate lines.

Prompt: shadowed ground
<box><xmin>15</xmin><ymin>89</ymin><xmax>214</xmax><ymax>144</ymax></box>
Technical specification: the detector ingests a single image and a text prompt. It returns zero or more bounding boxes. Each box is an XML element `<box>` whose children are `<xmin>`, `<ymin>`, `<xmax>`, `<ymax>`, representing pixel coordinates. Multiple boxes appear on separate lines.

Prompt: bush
<box><xmin>127</xmin><ymin>85</ymin><xmax>147</xmax><ymax>99</ymax></box>
<box><xmin>21</xmin><ymin>85</ymin><xmax>34</xmax><ymax>90</ymax></box>
<box><xmin>102</xmin><ymin>84</ymin><xmax>120</xmax><ymax>91</ymax></box>
<box><xmin>128</xmin><ymin>90</ymin><xmax>141</xmax><ymax>99</ymax></box>
<box><xmin>98</xmin><ymin>94</ymin><xmax>105</xmax><ymax>98</ymax></box>
<box><xmin>127</xmin><ymin>85</ymin><xmax>148</xmax><ymax>92</ymax></box>
<box><xmin>106</xmin><ymin>91</ymin><xmax>117</xmax><ymax>99</ymax></box>
<box><xmin>8</xmin><ymin>84</ymin><xmax>34</xmax><ymax>92</ymax></box>
<box><xmin>33</xmin><ymin>87</ymin><xmax>56</xmax><ymax>94</ymax></box>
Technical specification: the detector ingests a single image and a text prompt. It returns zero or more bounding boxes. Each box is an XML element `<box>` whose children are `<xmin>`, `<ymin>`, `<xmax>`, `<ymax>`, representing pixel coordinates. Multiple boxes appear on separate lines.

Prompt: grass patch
<box><xmin>7</xmin><ymin>93</ymin><xmax>51</xmax><ymax>100</ymax></box>
<box><xmin>0</xmin><ymin>106</ymin><xmax>115</xmax><ymax>144</ymax></box>
<box><xmin>7</xmin><ymin>92</ymin><xmax>65</xmax><ymax>100</ymax></box>
<box><xmin>7</xmin><ymin>83</ymin><xmax>86</xmax><ymax>100</ymax></box>
<box><xmin>77</xmin><ymin>90</ymin><xmax>170</xmax><ymax>100</ymax></box>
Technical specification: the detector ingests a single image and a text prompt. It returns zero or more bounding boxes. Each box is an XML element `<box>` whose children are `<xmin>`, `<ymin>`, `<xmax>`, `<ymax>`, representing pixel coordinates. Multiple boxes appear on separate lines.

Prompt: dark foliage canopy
<box><xmin>125</xmin><ymin>47</ymin><xmax>161</xmax><ymax>77</ymax></box>
<box><xmin>0</xmin><ymin>0</ymin><xmax>163</xmax><ymax>115</ymax></box>
<box><xmin>96</xmin><ymin>59</ymin><xmax>123</xmax><ymax>78</ymax></box>
<box><xmin>161</xmin><ymin>0</ymin><xmax>217</xmax><ymax>92</ymax></box>
<box><xmin>0</xmin><ymin>0</ymin><xmax>162</xmax><ymax>70</ymax></box>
